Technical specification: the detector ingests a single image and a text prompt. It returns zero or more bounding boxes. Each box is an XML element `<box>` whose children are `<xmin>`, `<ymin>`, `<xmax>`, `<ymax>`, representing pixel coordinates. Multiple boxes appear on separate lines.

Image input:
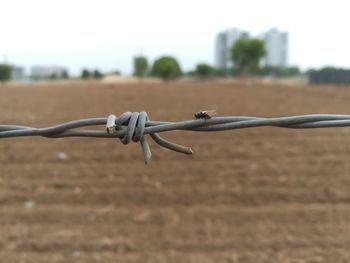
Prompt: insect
<box><xmin>194</xmin><ymin>110</ymin><xmax>217</xmax><ymax>119</ymax></box>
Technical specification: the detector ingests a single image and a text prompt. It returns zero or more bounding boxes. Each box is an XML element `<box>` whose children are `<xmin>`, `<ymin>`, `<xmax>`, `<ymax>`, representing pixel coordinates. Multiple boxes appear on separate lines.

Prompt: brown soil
<box><xmin>1</xmin><ymin>81</ymin><xmax>350</xmax><ymax>262</ymax></box>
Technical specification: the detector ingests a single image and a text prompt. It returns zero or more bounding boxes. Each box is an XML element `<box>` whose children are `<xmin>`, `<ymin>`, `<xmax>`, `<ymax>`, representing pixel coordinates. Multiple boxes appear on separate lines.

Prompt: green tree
<box><xmin>62</xmin><ymin>70</ymin><xmax>69</xmax><ymax>79</ymax></box>
<box><xmin>113</xmin><ymin>70</ymin><xmax>121</xmax><ymax>75</ymax></box>
<box><xmin>49</xmin><ymin>73</ymin><xmax>58</xmax><ymax>80</ymax></box>
<box><xmin>231</xmin><ymin>37</ymin><xmax>266</xmax><ymax>75</ymax></box>
<box><xmin>133</xmin><ymin>56</ymin><xmax>148</xmax><ymax>78</ymax></box>
<box><xmin>258</xmin><ymin>66</ymin><xmax>301</xmax><ymax>77</ymax></box>
<box><xmin>81</xmin><ymin>69</ymin><xmax>91</xmax><ymax>79</ymax></box>
<box><xmin>283</xmin><ymin>66</ymin><xmax>300</xmax><ymax>76</ymax></box>
<box><xmin>93</xmin><ymin>69</ymin><xmax>103</xmax><ymax>79</ymax></box>
<box><xmin>195</xmin><ymin>63</ymin><xmax>213</xmax><ymax>79</ymax></box>
<box><xmin>151</xmin><ymin>56</ymin><xmax>182</xmax><ymax>81</ymax></box>
<box><xmin>212</xmin><ymin>67</ymin><xmax>226</xmax><ymax>77</ymax></box>
<box><xmin>0</xmin><ymin>64</ymin><xmax>12</xmax><ymax>84</ymax></box>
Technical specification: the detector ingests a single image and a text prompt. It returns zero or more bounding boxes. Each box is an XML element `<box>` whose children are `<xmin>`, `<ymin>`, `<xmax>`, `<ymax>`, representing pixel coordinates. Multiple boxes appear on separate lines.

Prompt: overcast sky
<box><xmin>1</xmin><ymin>0</ymin><xmax>349</xmax><ymax>75</ymax></box>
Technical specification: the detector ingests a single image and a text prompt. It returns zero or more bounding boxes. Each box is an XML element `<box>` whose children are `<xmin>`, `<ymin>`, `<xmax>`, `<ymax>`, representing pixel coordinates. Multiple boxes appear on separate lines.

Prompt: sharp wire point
<box><xmin>106</xmin><ymin>114</ymin><xmax>117</xmax><ymax>134</ymax></box>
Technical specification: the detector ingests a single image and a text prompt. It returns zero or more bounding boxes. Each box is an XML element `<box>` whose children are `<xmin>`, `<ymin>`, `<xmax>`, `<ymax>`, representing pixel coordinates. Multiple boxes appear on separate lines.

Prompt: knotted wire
<box><xmin>2</xmin><ymin>112</ymin><xmax>350</xmax><ymax>163</ymax></box>
<box><xmin>105</xmin><ymin>111</ymin><xmax>192</xmax><ymax>163</ymax></box>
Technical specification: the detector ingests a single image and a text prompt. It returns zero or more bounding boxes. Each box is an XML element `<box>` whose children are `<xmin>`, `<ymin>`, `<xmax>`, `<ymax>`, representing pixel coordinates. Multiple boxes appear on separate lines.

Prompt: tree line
<box><xmin>133</xmin><ymin>36</ymin><xmax>301</xmax><ymax>81</ymax></box>
<box><xmin>0</xmin><ymin>36</ymin><xmax>303</xmax><ymax>84</ymax></box>
<box><xmin>0</xmin><ymin>64</ymin><xmax>11</xmax><ymax>84</ymax></box>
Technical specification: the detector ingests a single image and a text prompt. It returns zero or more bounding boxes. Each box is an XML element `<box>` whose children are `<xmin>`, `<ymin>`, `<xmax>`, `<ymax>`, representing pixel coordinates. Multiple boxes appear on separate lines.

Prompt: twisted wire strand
<box><xmin>1</xmin><ymin>112</ymin><xmax>350</xmax><ymax>163</ymax></box>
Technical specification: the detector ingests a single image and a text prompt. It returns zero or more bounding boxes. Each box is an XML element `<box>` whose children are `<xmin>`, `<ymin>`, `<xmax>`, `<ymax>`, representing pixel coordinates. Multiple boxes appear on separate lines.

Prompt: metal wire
<box><xmin>1</xmin><ymin>111</ymin><xmax>350</xmax><ymax>164</ymax></box>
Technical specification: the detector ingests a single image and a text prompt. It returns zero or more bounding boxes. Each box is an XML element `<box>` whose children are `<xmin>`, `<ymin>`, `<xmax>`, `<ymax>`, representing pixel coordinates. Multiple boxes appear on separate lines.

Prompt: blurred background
<box><xmin>1</xmin><ymin>0</ymin><xmax>350</xmax><ymax>262</ymax></box>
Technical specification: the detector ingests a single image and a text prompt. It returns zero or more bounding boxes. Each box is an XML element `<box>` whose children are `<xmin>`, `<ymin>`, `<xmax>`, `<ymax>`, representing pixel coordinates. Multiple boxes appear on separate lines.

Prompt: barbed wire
<box><xmin>1</xmin><ymin>111</ymin><xmax>350</xmax><ymax>164</ymax></box>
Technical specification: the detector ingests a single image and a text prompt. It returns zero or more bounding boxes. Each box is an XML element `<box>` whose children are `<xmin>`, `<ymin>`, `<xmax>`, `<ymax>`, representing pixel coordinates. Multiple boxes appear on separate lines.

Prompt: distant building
<box><xmin>10</xmin><ymin>65</ymin><xmax>25</xmax><ymax>81</ymax></box>
<box><xmin>30</xmin><ymin>65</ymin><xmax>67</xmax><ymax>80</ymax></box>
<box><xmin>215</xmin><ymin>32</ymin><xmax>227</xmax><ymax>70</ymax></box>
<box><xmin>214</xmin><ymin>28</ymin><xmax>289</xmax><ymax>73</ymax></box>
<box><xmin>0</xmin><ymin>58</ymin><xmax>25</xmax><ymax>81</ymax></box>
<box><xmin>214</xmin><ymin>28</ymin><xmax>249</xmax><ymax>71</ymax></box>
<box><xmin>261</xmin><ymin>28</ymin><xmax>288</xmax><ymax>67</ymax></box>
<box><xmin>309</xmin><ymin>68</ymin><xmax>350</xmax><ymax>85</ymax></box>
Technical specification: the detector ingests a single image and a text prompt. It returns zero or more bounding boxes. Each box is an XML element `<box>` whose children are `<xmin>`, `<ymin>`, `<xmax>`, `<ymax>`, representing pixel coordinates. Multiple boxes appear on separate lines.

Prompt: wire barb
<box><xmin>2</xmin><ymin>112</ymin><xmax>350</xmax><ymax>163</ymax></box>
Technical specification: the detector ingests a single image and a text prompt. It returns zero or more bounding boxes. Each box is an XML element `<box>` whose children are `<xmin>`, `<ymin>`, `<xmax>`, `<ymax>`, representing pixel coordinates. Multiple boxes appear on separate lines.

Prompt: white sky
<box><xmin>1</xmin><ymin>0</ymin><xmax>349</xmax><ymax>75</ymax></box>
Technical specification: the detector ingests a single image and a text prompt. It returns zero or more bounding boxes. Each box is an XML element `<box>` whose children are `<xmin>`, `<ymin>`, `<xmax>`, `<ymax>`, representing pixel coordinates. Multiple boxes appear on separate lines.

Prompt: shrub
<box><xmin>151</xmin><ymin>56</ymin><xmax>182</xmax><ymax>81</ymax></box>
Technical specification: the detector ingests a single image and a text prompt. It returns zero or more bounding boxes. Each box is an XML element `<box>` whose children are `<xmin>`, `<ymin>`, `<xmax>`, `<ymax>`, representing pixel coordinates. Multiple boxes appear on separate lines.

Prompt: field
<box><xmin>1</xmin><ymin>80</ymin><xmax>350</xmax><ymax>262</ymax></box>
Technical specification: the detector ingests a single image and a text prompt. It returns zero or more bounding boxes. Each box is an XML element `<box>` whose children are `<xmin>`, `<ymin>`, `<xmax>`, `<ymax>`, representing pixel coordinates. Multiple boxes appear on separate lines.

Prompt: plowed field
<box><xmin>1</xmin><ymin>81</ymin><xmax>350</xmax><ymax>262</ymax></box>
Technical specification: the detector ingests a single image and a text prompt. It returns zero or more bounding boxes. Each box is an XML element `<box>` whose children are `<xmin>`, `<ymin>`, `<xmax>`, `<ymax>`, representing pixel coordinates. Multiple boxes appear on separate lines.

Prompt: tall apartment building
<box><xmin>261</xmin><ymin>28</ymin><xmax>288</xmax><ymax>67</ymax></box>
<box><xmin>11</xmin><ymin>65</ymin><xmax>25</xmax><ymax>81</ymax></box>
<box><xmin>214</xmin><ymin>28</ymin><xmax>289</xmax><ymax>71</ymax></box>
<box><xmin>214</xmin><ymin>28</ymin><xmax>249</xmax><ymax>71</ymax></box>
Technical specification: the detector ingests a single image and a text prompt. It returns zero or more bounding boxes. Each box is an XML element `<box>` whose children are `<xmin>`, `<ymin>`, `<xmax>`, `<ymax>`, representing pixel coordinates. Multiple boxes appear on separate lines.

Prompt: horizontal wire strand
<box><xmin>1</xmin><ymin>113</ymin><xmax>350</xmax><ymax>163</ymax></box>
